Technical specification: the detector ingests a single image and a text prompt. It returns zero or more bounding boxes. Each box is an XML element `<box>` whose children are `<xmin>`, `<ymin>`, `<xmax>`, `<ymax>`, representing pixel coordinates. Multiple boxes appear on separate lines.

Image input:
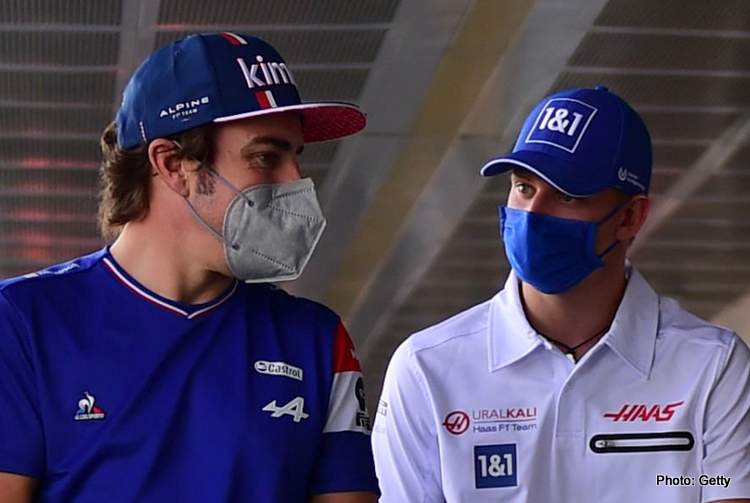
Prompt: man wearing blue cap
<box><xmin>0</xmin><ymin>33</ymin><xmax>378</xmax><ymax>502</ymax></box>
<box><xmin>372</xmin><ymin>86</ymin><xmax>750</xmax><ymax>502</ymax></box>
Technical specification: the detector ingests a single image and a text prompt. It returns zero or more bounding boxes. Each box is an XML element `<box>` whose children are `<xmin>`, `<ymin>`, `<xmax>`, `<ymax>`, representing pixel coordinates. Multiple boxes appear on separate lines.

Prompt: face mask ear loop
<box><xmin>169</xmin><ymin>143</ymin><xmax>223</xmax><ymax>243</ymax></box>
<box><xmin>596</xmin><ymin>199</ymin><xmax>631</xmax><ymax>259</ymax></box>
<box><xmin>597</xmin><ymin>199</ymin><xmax>630</xmax><ymax>225</ymax></box>
<box><xmin>598</xmin><ymin>239</ymin><xmax>621</xmax><ymax>259</ymax></box>
<box><xmin>206</xmin><ymin>167</ymin><xmax>256</xmax><ymax>208</ymax></box>
<box><xmin>183</xmin><ymin>192</ymin><xmax>225</xmax><ymax>243</ymax></box>
<box><xmin>171</xmin><ymin>139</ymin><xmax>253</xmax><ymax>243</ymax></box>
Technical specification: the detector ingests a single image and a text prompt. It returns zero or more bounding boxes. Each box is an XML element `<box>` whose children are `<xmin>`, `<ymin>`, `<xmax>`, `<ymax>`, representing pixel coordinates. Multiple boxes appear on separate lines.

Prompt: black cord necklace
<box><xmin>541</xmin><ymin>326</ymin><xmax>610</xmax><ymax>359</ymax></box>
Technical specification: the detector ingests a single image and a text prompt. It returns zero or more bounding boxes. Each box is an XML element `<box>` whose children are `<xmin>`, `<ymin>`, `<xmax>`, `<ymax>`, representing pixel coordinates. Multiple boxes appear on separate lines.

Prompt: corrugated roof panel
<box><xmin>0</xmin><ymin>71</ymin><xmax>115</xmax><ymax>104</ymax></box>
<box><xmin>595</xmin><ymin>0</ymin><xmax>750</xmax><ymax>31</ymax></box>
<box><xmin>724</xmin><ymin>143</ymin><xmax>750</xmax><ymax>170</ymax></box>
<box><xmin>0</xmin><ymin>168</ymin><xmax>98</xmax><ymax>191</ymax></box>
<box><xmin>0</xmin><ymin>220</ymin><xmax>98</xmax><ymax>239</ymax></box>
<box><xmin>0</xmin><ymin>0</ymin><xmax>122</xmax><ymax>25</ymax></box>
<box><xmin>571</xmin><ymin>32</ymin><xmax>750</xmax><ymax>72</ymax></box>
<box><xmin>158</xmin><ymin>0</ymin><xmax>400</xmax><ymax>25</ymax></box>
<box><xmin>0</xmin><ymin>197</ymin><xmax>97</xmax><ymax>218</ymax></box>
<box><xmin>553</xmin><ymin>72</ymin><xmax>750</xmax><ymax>108</ymax></box>
<box><xmin>0</xmin><ymin>138</ymin><xmax>100</xmax><ymax>163</ymax></box>
<box><xmin>0</xmin><ymin>106</ymin><xmax>110</xmax><ymax>134</ymax></box>
<box><xmin>154</xmin><ymin>29</ymin><xmax>386</xmax><ymax>64</ymax></box>
<box><xmin>652</xmin><ymin>143</ymin><xmax>706</xmax><ymax>168</ymax></box>
<box><xmin>0</xmin><ymin>31</ymin><xmax>119</xmax><ymax>66</ymax></box>
<box><xmin>641</xmin><ymin>110</ymin><xmax>740</xmax><ymax>140</ymax></box>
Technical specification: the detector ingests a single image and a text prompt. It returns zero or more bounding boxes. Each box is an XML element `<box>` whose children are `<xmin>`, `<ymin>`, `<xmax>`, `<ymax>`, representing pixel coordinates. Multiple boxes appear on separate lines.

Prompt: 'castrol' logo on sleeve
<box><xmin>254</xmin><ymin>360</ymin><xmax>303</xmax><ymax>381</ymax></box>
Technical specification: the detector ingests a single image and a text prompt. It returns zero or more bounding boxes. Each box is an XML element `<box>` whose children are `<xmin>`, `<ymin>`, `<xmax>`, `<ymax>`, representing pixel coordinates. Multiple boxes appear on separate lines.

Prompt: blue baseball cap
<box><xmin>116</xmin><ymin>32</ymin><xmax>366</xmax><ymax>149</ymax></box>
<box><xmin>480</xmin><ymin>86</ymin><xmax>651</xmax><ymax>197</ymax></box>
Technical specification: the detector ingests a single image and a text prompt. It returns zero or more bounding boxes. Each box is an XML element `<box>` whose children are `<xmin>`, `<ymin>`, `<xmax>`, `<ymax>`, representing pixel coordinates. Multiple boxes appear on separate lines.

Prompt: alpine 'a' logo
<box><xmin>263</xmin><ymin>396</ymin><xmax>309</xmax><ymax>423</ymax></box>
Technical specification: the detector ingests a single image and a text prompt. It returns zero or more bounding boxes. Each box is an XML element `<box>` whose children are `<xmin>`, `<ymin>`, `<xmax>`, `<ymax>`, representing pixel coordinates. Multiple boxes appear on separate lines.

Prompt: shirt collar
<box><xmin>101</xmin><ymin>247</ymin><xmax>239</xmax><ymax>320</ymax></box>
<box><xmin>488</xmin><ymin>270</ymin><xmax>542</xmax><ymax>371</ymax></box>
<box><xmin>602</xmin><ymin>267</ymin><xmax>659</xmax><ymax>380</ymax></box>
<box><xmin>488</xmin><ymin>268</ymin><xmax>659</xmax><ymax>379</ymax></box>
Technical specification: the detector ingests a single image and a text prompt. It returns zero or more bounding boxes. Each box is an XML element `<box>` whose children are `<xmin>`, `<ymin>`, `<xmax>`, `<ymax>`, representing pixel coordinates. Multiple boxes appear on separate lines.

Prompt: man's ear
<box><xmin>616</xmin><ymin>195</ymin><xmax>651</xmax><ymax>242</ymax></box>
<box><xmin>148</xmin><ymin>139</ymin><xmax>200</xmax><ymax>197</ymax></box>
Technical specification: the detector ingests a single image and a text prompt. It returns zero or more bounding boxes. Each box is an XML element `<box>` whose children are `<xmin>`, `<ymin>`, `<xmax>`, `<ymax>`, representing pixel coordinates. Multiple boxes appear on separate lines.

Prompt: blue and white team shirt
<box><xmin>0</xmin><ymin>248</ymin><xmax>378</xmax><ymax>501</ymax></box>
<box><xmin>372</xmin><ymin>268</ymin><xmax>750</xmax><ymax>503</ymax></box>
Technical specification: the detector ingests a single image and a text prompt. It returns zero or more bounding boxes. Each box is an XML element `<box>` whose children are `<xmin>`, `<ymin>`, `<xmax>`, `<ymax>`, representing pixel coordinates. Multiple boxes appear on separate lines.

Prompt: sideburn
<box><xmin>196</xmin><ymin>167</ymin><xmax>216</xmax><ymax>195</ymax></box>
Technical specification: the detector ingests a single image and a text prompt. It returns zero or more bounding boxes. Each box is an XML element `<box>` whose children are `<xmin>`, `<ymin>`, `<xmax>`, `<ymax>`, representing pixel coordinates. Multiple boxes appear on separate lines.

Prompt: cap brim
<box><xmin>480</xmin><ymin>151</ymin><xmax>612</xmax><ymax>198</ymax></box>
<box><xmin>214</xmin><ymin>101</ymin><xmax>366</xmax><ymax>143</ymax></box>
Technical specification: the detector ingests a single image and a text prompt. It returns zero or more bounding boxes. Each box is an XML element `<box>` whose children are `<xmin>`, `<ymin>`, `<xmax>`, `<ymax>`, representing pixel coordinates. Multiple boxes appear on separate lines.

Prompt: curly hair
<box><xmin>97</xmin><ymin>122</ymin><xmax>216</xmax><ymax>242</ymax></box>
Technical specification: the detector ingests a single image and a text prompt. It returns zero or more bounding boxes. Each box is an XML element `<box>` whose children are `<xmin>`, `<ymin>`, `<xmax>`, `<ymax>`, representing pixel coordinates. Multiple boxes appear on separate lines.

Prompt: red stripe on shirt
<box><xmin>332</xmin><ymin>322</ymin><xmax>361</xmax><ymax>373</ymax></box>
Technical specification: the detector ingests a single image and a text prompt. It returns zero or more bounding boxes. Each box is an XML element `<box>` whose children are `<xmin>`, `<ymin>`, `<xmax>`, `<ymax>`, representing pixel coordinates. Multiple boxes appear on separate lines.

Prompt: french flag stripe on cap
<box><xmin>255</xmin><ymin>90</ymin><xmax>277</xmax><ymax>110</ymax></box>
<box><xmin>220</xmin><ymin>32</ymin><xmax>248</xmax><ymax>45</ymax></box>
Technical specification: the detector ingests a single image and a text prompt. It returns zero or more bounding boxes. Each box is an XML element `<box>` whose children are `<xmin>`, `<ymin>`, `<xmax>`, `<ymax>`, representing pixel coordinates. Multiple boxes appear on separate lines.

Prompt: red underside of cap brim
<box><xmin>300</xmin><ymin>104</ymin><xmax>366</xmax><ymax>143</ymax></box>
<box><xmin>214</xmin><ymin>102</ymin><xmax>366</xmax><ymax>143</ymax></box>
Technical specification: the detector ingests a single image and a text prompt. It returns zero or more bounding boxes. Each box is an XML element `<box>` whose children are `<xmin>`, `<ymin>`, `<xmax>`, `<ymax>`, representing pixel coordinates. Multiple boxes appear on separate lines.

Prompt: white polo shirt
<box><xmin>372</xmin><ymin>269</ymin><xmax>750</xmax><ymax>502</ymax></box>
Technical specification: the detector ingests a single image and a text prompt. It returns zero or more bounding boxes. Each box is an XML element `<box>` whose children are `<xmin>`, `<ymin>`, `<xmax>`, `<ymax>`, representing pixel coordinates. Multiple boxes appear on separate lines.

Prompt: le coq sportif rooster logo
<box><xmin>74</xmin><ymin>391</ymin><xmax>106</xmax><ymax>421</ymax></box>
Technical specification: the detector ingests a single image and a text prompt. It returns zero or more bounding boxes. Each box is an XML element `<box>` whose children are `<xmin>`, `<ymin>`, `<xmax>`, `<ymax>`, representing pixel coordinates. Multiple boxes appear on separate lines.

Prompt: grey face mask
<box><xmin>185</xmin><ymin>171</ymin><xmax>327</xmax><ymax>283</ymax></box>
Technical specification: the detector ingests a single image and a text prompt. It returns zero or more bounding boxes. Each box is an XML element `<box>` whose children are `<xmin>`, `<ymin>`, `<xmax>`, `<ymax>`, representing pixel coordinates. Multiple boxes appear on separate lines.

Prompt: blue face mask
<box><xmin>499</xmin><ymin>204</ymin><xmax>624</xmax><ymax>294</ymax></box>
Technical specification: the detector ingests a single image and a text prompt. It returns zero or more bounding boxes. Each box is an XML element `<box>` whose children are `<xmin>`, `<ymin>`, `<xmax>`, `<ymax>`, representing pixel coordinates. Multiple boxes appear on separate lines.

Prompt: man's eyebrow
<box><xmin>240</xmin><ymin>136</ymin><xmax>293</xmax><ymax>155</ymax></box>
<box><xmin>510</xmin><ymin>169</ymin><xmax>532</xmax><ymax>180</ymax></box>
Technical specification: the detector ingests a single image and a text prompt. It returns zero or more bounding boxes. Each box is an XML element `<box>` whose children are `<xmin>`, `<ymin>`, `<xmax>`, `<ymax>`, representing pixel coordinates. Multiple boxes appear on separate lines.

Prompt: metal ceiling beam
<box><xmin>291</xmin><ymin>0</ymin><xmax>478</xmax><ymax>299</ymax></box>
<box><xmin>0</xmin><ymin>217</ymin><xmax>96</xmax><ymax>225</ymax></box>
<box><xmin>312</xmin><ymin>0</ymin><xmax>541</xmax><ymax>326</ymax></box>
<box><xmin>0</xmin><ymin>64</ymin><xmax>117</xmax><ymax>73</ymax></box>
<box><xmin>0</xmin><ymin>100</ymin><xmax>108</xmax><ymax>110</ymax></box>
<box><xmin>347</xmin><ymin>0</ymin><xmax>613</xmax><ymax>357</ymax></box>
<box><xmin>0</xmin><ymin>214</ymin><xmax>96</xmax><ymax>223</ymax></box>
<box><xmin>636</xmin><ymin>105</ymin><xmax>750</xmax><ymax>113</ymax></box>
<box><xmin>269</xmin><ymin>63</ymin><xmax>372</xmax><ymax>70</ymax></box>
<box><xmin>156</xmin><ymin>23</ymin><xmax>391</xmax><ymax>32</ymax></box>
<box><xmin>0</xmin><ymin>190</ymin><xmax>94</xmax><ymax>198</ymax></box>
<box><xmin>113</xmin><ymin>0</ymin><xmax>162</xmax><ymax>113</ymax></box>
<box><xmin>0</xmin><ymin>162</ymin><xmax>98</xmax><ymax>171</ymax></box>
<box><xmin>0</xmin><ymin>23</ymin><xmax>120</xmax><ymax>32</ymax></box>
<box><xmin>590</xmin><ymin>25</ymin><xmax>750</xmax><ymax>39</ymax></box>
<box><xmin>651</xmin><ymin>139</ymin><xmax>714</xmax><ymax>146</ymax></box>
<box><xmin>632</xmin><ymin>113</ymin><xmax>750</xmax><ymax>252</ymax></box>
<box><xmin>566</xmin><ymin>65</ymin><xmax>750</xmax><ymax>78</ymax></box>
<box><xmin>0</xmin><ymin>132</ymin><xmax>100</xmax><ymax>141</ymax></box>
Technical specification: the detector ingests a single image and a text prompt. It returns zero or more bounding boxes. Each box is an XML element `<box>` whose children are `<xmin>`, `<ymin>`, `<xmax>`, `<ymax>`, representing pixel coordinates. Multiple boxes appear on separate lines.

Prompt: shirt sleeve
<box><xmin>371</xmin><ymin>340</ymin><xmax>444</xmax><ymax>502</ymax></box>
<box><xmin>309</xmin><ymin>321</ymin><xmax>379</xmax><ymax>495</ymax></box>
<box><xmin>0</xmin><ymin>290</ymin><xmax>45</xmax><ymax>478</ymax></box>
<box><xmin>701</xmin><ymin>333</ymin><xmax>750</xmax><ymax>502</ymax></box>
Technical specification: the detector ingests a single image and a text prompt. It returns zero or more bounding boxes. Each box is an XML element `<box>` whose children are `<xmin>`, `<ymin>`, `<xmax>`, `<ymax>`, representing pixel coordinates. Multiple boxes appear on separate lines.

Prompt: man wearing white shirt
<box><xmin>371</xmin><ymin>86</ymin><xmax>750</xmax><ymax>503</ymax></box>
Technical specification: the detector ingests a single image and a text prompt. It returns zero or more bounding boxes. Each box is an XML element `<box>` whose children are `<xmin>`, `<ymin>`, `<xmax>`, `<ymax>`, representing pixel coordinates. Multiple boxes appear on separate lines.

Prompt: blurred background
<box><xmin>0</xmin><ymin>0</ymin><xmax>748</xmax><ymax>404</ymax></box>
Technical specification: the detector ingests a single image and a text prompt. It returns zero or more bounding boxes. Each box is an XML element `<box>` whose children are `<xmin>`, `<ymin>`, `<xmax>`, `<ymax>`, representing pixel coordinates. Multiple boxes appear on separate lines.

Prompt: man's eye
<box><xmin>559</xmin><ymin>193</ymin><xmax>576</xmax><ymax>203</ymax></box>
<box><xmin>514</xmin><ymin>183</ymin><xmax>532</xmax><ymax>195</ymax></box>
<box><xmin>249</xmin><ymin>152</ymin><xmax>279</xmax><ymax>168</ymax></box>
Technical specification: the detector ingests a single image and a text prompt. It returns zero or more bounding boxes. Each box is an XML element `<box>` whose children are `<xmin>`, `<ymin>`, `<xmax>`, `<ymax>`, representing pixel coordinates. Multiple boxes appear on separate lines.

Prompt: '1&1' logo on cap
<box><xmin>525</xmin><ymin>98</ymin><xmax>598</xmax><ymax>153</ymax></box>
